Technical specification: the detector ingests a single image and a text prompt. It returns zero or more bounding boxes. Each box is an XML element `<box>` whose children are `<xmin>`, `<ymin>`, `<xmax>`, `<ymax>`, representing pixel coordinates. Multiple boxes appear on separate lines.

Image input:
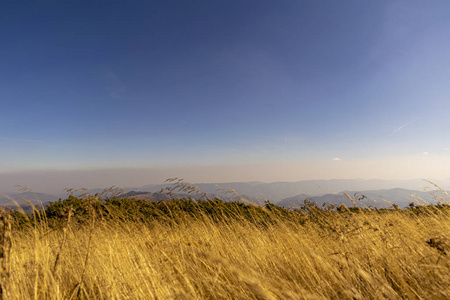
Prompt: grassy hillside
<box><xmin>0</xmin><ymin>191</ymin><xmax>449</xmax><ymax>299</ymax></box>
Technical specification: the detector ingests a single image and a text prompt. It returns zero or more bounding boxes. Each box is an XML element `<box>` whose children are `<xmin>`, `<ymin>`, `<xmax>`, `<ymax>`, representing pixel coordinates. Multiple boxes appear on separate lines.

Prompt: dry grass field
<box><xmin>0</xmin><ymin>189</ymin><xmax>449</xmax><ymax>299</ymax></box>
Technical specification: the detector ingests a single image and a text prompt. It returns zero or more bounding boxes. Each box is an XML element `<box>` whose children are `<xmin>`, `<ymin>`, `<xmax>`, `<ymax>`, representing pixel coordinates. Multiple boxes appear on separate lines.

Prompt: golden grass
<box><xmin>2</xmin><ymin>201</ymin><xmax>449</xmax><ymax>299</ymax></box>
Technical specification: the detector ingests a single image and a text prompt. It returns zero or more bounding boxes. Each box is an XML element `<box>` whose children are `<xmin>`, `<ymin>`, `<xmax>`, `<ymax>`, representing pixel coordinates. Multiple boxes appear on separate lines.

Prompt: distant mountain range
<box><xmin>117</xmin><ymin>191</ymin><xmax>262</xmax><ymax>205</ymax></box>
<box><xmin>277</xmin><ymin>188</ymin><xmax>443</xmax><ymax>209</ymax></box>
<box><xmin>1</xmin><ymin>179</ymin><xmax>448</xmax><ymax>209</ymax></box>
<box><xmin>128</xmin><ymin>179</ymin><xmax>449</xmax><ymax>203</ymax></box>
<box><xmin>0</xmin><ymin>192</ymin><xmax>59</xmax><ymax>206</ymax></box>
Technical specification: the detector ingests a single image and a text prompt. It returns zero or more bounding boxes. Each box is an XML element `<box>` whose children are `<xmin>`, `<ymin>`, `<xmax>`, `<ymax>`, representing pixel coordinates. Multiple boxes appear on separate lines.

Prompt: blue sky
<box><xmin>1</xmin><ymin>1</ymin><xmax>450</xmax><ymax>189</ymax></box>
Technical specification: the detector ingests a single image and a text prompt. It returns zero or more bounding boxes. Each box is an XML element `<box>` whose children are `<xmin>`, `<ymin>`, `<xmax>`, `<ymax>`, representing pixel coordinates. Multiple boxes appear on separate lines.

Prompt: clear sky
<box><xmin>1</xmin><ymin>1</ymin><xmax>450</xmax><ymax>191</ymax></box>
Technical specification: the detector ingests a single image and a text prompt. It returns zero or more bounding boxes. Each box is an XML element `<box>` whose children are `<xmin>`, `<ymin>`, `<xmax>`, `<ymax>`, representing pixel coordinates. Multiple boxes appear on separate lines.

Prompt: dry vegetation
<box><xmin>0</xmin><ymin>184</ymin><xmax>449</xmax><ymax>299</ymax></box>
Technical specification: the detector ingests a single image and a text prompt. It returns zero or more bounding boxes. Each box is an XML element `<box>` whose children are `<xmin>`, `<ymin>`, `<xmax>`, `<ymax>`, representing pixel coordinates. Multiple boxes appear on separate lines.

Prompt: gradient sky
<box><xmin>1</xmin><ymin>1</ymin><xmax>450</xmax><ymax>190</ymax></box>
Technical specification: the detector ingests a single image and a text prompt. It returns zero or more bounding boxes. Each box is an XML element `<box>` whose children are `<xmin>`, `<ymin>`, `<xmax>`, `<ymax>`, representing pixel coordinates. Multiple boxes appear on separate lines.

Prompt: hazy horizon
<box><xmin>2</xmin><ymin>1</ymin><xmax>449</xmax><ymax>189</ymax></box>
<box><xmin>1</xmin><ymin>164</ymin><xmax>449</xmax><ymax>194</ymax></box>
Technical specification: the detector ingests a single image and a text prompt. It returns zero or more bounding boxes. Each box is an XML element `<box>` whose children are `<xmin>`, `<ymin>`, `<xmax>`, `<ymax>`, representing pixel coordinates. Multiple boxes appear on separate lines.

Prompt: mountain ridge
<box><xmin>1</xmin><ymin>179</ymin><xmax>448</xmax><ymax>208</ymax></box>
